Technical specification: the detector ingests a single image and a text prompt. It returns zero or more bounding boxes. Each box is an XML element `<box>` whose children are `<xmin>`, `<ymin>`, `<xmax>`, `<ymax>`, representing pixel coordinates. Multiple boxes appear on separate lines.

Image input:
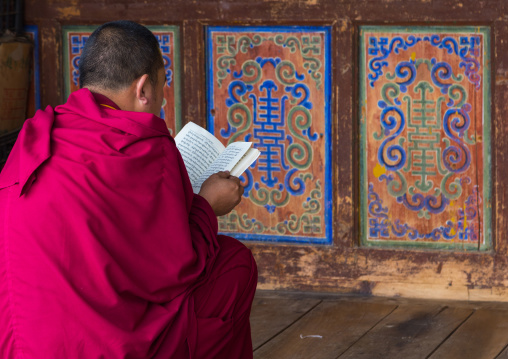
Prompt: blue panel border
<box><xmin>206</xmin><ymin>25</ymin><xmax>333</xmax><ymax>245</ymax></box>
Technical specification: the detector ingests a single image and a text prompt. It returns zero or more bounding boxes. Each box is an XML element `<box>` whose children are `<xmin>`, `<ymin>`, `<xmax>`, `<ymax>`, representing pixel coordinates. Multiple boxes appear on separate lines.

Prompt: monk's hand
<box><xmin>199</xmin><ymin>171</ymin><xmax>245</xmax><ymax>216</ymax></box>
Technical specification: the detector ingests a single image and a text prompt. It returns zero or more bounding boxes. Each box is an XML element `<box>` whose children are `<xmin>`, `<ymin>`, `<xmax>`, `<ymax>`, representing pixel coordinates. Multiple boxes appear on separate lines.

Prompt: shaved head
<box><xmin>79</xmin><ymin>21</ymin><xmax>164</xmax><ymax>91</ymax></box>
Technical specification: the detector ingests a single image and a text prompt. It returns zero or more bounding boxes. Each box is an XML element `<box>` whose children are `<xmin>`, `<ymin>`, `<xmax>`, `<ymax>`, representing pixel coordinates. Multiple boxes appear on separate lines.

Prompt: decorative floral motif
<box><xmin>368</xmin><ymin>34</ymin><xmax>482</xmax><ymax>89</ymax></box>
<box><xmin>209</xmin><ymin>27</ymin><xmax>331</xmax><ymax>244</ymax></box>
<box><xmin>368</xmin><ymin>183</ymin><xmax>481</xmax><ymax>242</ymax></box>
<box><xmin>361</xmin><ymin>26</ymin><xmax>490</xmax><ymax>248</ymax></box>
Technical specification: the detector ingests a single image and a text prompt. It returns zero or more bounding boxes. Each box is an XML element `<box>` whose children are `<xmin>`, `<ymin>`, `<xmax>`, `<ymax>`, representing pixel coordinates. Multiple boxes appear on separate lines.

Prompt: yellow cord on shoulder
<box><xmin>100</xmin><ymin>104</ymin><xmax>117</xmax><ymax>110</ymax></box>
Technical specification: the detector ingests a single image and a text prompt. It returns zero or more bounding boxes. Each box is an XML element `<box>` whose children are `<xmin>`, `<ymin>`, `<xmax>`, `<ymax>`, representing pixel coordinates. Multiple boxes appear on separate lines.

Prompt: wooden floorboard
<box><xmin>251</xmin><ymin>291</ymin><xmax>508</xmax><ymax>359</ymax></box>
<box><xmin>496</xmin><ymin>344</ymin><xmax>508</xmax><ymax>358</ymax></box>
<box><xmin>338</xmin><ymin>304</ymin><xmax>473</xmax><ymax>359</ymax></box>
<box><xmin>428</xmin><ymin>309</ymin><xmax>508</xmax><ymax>359</ymax></box>
<box><xmin>253</xmin><ymin>298</ymin><xmax>396</xmax><ymax>359</ymax></box>
<box><xmin>250</xmin><ymin>292</ymin><xmax>321</xmax><ymax>350</ymax></box>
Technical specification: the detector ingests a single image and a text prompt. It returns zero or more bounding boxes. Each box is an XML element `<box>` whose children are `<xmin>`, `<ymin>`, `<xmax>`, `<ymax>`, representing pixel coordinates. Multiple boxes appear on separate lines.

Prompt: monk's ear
<box><xmin>134</xmin><ymin>74</ymin><xmax>152</xmax><ymax>106</ymax></box>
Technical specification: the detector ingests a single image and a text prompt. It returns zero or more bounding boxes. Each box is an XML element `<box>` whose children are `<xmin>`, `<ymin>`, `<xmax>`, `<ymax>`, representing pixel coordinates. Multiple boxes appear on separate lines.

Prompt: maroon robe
<box><xmin>0</xmin><ymin>89</ymin><xmax>257</xmax><ymax>358</ymax></box>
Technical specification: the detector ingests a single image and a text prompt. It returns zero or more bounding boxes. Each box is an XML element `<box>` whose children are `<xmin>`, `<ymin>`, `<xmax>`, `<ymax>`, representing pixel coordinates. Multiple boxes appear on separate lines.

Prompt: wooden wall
<box><xmin>26</xmin><ymin>0</ymin><xmax>508</xmax><ymax>301</ymax></box>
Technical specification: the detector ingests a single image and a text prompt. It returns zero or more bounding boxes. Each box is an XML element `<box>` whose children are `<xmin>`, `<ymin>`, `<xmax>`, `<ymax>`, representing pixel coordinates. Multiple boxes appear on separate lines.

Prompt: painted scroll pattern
<box><xmin>208</xmin><ymin>27</ymin><xmax>332</xmax><ymax>244</ymax></box>
<box><xmin>62</xmin><ymin>25</ymin><xmax>181</xmax><ymax>133</ymax></box>
<box><xmin>361</xmin><ymin>27</ymin><xmax>490</xmax><ymax>249</ymax></box>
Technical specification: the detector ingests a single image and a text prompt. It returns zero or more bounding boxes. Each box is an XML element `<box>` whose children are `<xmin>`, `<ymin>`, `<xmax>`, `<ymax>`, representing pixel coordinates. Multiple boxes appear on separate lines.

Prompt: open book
<box><xmin>174</xmin><ymin>122</ymin><xmax>260</xmax><ymax>194</ymax></box>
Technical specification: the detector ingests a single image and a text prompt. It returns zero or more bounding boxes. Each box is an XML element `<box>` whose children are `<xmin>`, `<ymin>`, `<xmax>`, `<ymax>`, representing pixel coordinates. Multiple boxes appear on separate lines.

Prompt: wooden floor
<box><xmin>251</xmin><ymin>291</ymin><xmax>508</xmax><ymax>359</ymax></box>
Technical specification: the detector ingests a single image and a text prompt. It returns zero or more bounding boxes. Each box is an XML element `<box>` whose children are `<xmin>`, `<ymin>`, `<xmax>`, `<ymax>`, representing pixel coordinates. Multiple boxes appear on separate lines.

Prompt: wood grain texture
<box><xmin>496</xmin><ymin>344</ymin><xmax>508</xmax><ymax>358</ymax></box>
<box><xmin>251</xmin><ymin>291</ymin><xmax>508</xmax><ymax>359</ymax></box>
<box><xmin>254</xmin><ymin>300</ymin><xmax>396</xmax><ymax>359</ymax></box>
<box><xmin>250</xmin><ymin>292</ymin><xmax>321</xmax><ymax>349</ymax></box>
<box><xmin>340</xmin><ymin>304</ymin><xmax>473</xmax><ymax>359</ymax></box>
<box><xmin>429</xmin><ymin>309</ymin><xmax>508</xmax><ymax>359</ymax></box>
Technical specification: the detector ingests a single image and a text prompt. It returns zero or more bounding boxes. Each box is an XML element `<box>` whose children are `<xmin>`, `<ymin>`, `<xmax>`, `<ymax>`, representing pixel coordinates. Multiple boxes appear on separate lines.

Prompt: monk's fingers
<box><xmin>228</xmin><ymin>175</ymin><xmax>242</xmax><ymax>185</ymax></box>
<box><xmin>230</xmin><ymin>177</ymin><xmax>245</xmax><ymax>193</ymax></box>
<box><xmin>223</xmin><ymin>175</ymin><xmax>243</xmax><ymax>200</ymax></box>
<box><xmin>216</xmin><ymin>171</ymin><xmax>230</xmax><ymax>178</ymax></box>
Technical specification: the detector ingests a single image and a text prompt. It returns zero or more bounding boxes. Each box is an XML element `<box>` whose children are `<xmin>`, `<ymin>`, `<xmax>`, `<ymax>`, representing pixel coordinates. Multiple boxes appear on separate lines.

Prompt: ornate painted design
<box><xmin>24</xmin><ymin>25</ymin><xmax>40</xmax><ymax>118</ymax></box>
<box><xmin>207</xmin><ymin>26</ymin><xmax>332</xmax><ymax>244</ymax></box>
<box><xmin>62</xmin><ymin>25</ymin><xmax>181</xmax><ymax>134</ymax></box>
<box><xmin>360</xmin><ymin>26</ymin><xmax>491</xmax><ymax>250</ymax></box>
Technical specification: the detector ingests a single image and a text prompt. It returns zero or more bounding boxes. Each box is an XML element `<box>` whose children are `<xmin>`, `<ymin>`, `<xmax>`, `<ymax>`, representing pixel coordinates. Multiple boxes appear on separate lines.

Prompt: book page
<box><xmin>193</xmin><ymin>142</ymin><xmax>252</xmax><ymax>193</ymax></box>
<box><xmin>230</xmin><ymin>148</ymin><xmax>261</xmax><ymax>177</ymax></box>
<box><xmin>174</xmin><ymin>122</ymin><xmax>225</xmax><ymax>187</ymax></box>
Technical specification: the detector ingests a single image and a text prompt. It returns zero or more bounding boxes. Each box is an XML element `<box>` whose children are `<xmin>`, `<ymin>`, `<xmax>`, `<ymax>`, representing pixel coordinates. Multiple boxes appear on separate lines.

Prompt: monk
<box><xmin>0</xmin><ymin>21</ymin><xmax>257</xmax><ymax>358</ymax></box>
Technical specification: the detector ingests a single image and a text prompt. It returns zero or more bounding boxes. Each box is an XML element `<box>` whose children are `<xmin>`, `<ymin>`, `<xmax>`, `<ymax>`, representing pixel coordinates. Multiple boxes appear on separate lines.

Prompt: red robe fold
<box><xmin>0</xmin><ymin>89</ymin><xmax>243</xmax><ymax>358</ymax></box>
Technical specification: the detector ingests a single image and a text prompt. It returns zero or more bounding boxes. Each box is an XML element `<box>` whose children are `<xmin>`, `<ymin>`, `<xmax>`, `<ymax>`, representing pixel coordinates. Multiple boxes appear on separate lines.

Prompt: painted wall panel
<box><xmin>62</xmin><ymin>25</ymin><xmax>181</xmax><ymax>134</ymax></box>
<box><xmin>359</xmin><ymin>26</ymin><xmax>491</xmax><ymax>250</ymax></box>
<box><xmin>207</xmin><ymin>26</ymin><xmax>332</xmax><ymax>244</ymax></box>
